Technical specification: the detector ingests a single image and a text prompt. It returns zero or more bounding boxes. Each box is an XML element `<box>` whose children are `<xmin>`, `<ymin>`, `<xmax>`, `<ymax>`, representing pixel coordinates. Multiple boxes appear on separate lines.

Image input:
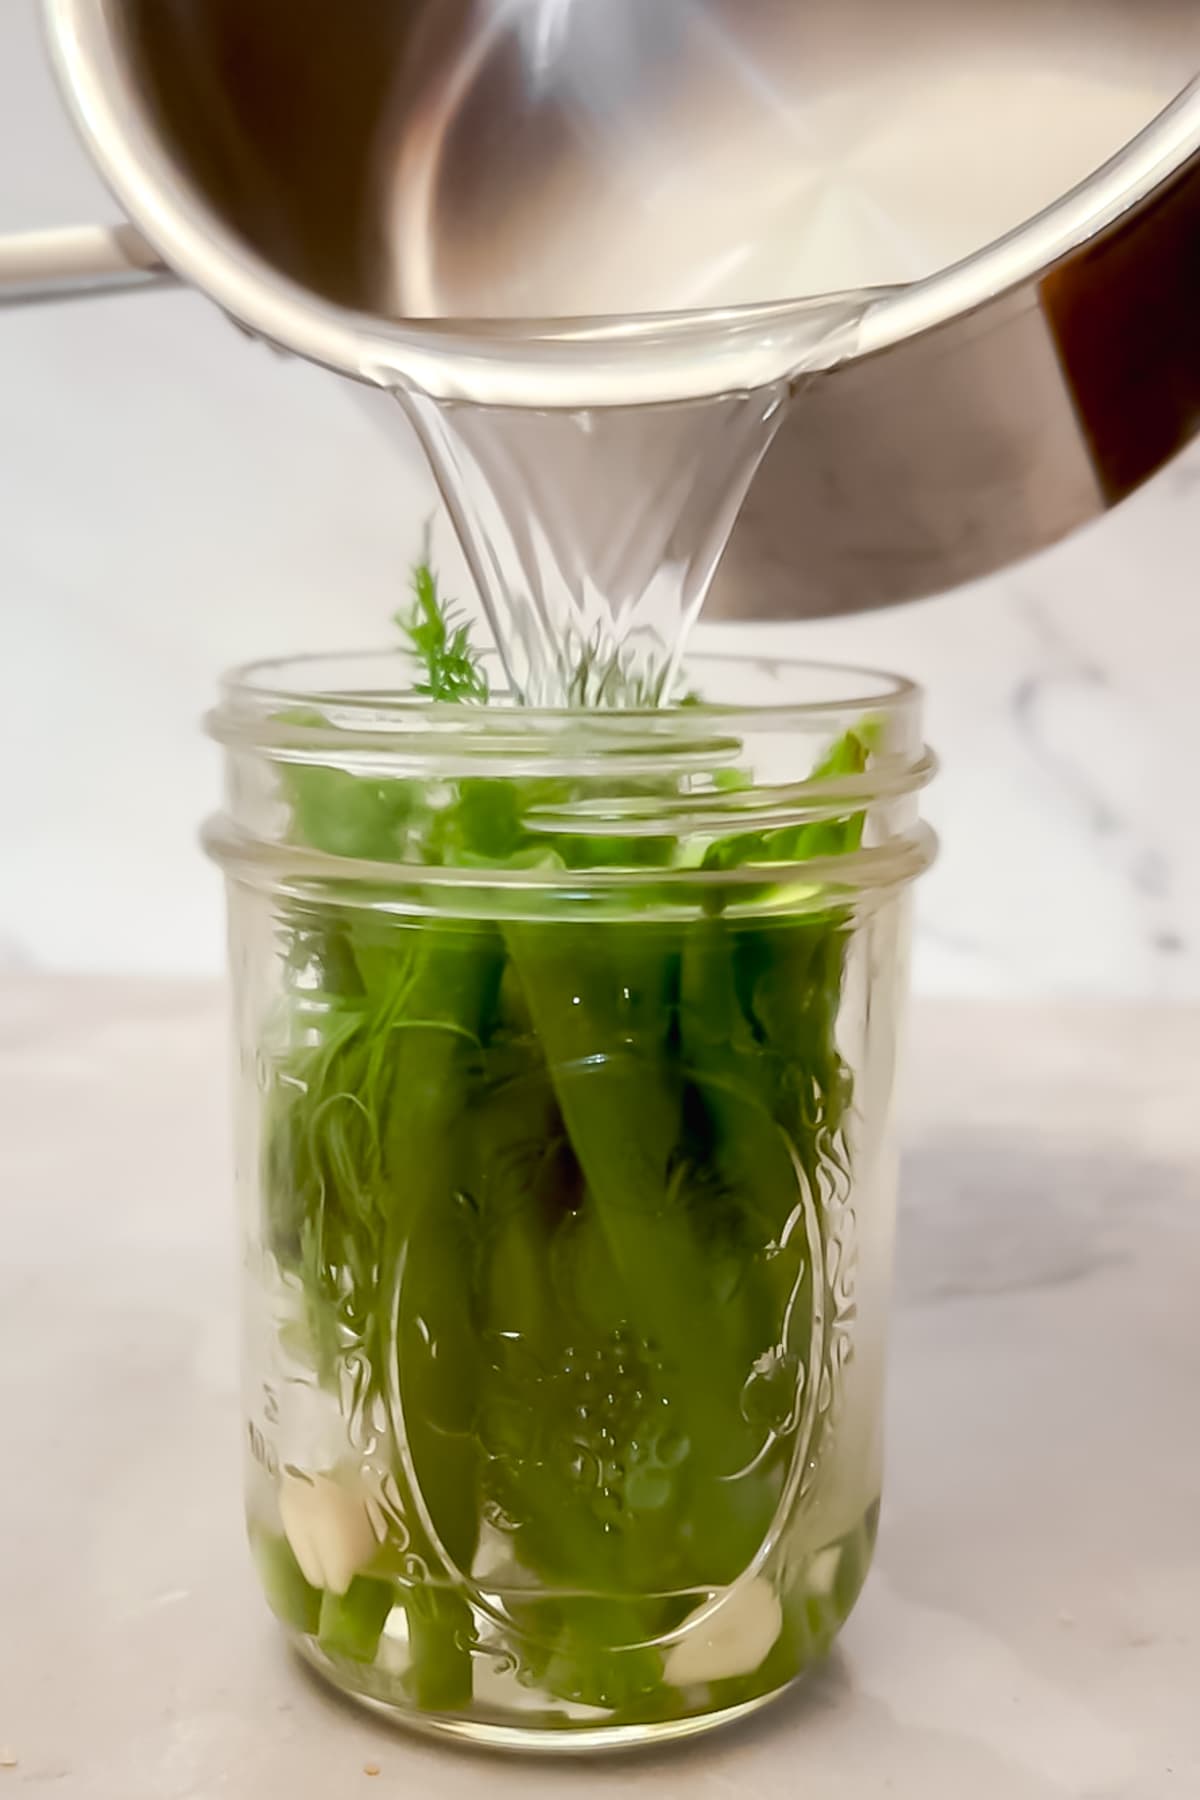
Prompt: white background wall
<box><xmin>3</xmin><ymin>0</ymin><xmax>1199</xmax><ymax>996</ymax></box>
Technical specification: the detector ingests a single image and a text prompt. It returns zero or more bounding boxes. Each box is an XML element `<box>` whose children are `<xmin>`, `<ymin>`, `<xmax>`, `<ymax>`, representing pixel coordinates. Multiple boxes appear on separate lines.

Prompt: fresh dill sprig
<box><xmin>555</xmin><ymin>624</ymin><xmax>672</xmax><ymax>709</ymax></box>
<box><xmin>396</xmin><ymin>557</ymin><xmax>677</xmax><ymax>711</ymax></box>
<box><xmin>395</xmin><ymin>547</ymin><xmax>489</xmax><ymax>705</ymax></box>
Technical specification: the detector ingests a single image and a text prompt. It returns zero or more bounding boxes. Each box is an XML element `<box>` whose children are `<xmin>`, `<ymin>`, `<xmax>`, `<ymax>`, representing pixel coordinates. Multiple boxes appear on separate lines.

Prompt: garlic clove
<box><xmin>664</xmin><ymin>1577</ymin><xmax>783</xmax><ymax>1687</ymax></box>
<box><xmin>279</xmin><ymin>1469</ymin><xmax>379</xmax><ymax>1597</ymax></box>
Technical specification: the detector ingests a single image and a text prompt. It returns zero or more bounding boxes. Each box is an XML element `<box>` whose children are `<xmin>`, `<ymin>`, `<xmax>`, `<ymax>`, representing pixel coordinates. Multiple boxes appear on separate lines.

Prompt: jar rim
<box><xmin>205</xmin><ymin>647</ymin><xmax>935</xmax><ymax>916</ymax></box>
<box><xmin>209</xmin><ymin>648</ymin><xmax>923</xmax><ymax>750</ymax></box>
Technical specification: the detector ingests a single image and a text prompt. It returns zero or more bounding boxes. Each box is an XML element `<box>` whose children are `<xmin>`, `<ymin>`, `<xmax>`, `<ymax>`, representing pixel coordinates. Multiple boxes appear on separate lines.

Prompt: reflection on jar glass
<box><xmin>205</xmin><ymin>650</ymin><xmax>935</xmax><ymax>1752</ymax></box>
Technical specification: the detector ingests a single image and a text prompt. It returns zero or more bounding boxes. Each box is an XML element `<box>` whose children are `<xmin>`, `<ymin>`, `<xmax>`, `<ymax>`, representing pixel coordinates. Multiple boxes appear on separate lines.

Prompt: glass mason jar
<box><xmin>205</xmin><ymin>651</ymin><xmax>935</xmax><ymax>1752</ymax></box>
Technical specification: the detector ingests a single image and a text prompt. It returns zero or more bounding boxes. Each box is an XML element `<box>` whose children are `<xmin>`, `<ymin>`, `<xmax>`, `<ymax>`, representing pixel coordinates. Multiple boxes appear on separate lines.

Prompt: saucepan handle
<box><xmin>0</xmin><ymin>221</ymin><xmax>175</xmax><ymax>306</ymax></box>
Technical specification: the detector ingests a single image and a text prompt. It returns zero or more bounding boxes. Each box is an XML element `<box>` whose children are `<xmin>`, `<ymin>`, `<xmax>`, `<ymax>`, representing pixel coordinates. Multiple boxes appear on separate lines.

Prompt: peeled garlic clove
<box><xmin>664</xmin><ymin>1577</ymin><xmax>783</xmax><ymax>1687</ymax></box>
<box><xmin>279</xmin><ymin>1470</ymin><xmax>379</xmax><ymax>1597</ymax></box>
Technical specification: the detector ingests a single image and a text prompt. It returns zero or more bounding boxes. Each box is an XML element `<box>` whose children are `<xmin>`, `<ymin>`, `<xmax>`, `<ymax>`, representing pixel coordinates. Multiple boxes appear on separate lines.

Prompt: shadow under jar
<box><xmin>204</xmin><ymin>652</ymin><xmax>936</xmax><ymax>1752</ymax></box>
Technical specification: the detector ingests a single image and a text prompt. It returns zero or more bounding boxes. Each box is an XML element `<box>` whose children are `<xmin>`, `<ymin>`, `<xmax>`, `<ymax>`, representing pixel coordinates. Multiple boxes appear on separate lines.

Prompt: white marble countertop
<box><xmin>2</xmin><ymin>979</ymin><xmax>1197</xmax><ymax>1798</ymax></box>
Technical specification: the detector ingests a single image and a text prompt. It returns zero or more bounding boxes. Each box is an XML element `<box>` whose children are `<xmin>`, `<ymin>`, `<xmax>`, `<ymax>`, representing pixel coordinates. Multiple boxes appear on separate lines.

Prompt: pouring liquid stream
<box><xmin>372</xmin><ymin>298</ymin><xmax>867</xmax><ymax>707</ymax></box>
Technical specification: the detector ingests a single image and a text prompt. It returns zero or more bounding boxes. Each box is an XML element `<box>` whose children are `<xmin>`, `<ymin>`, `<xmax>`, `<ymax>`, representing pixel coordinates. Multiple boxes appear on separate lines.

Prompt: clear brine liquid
<box><xmin>374</xmin><ymin>297</ymin><xmax>865</xmax><ymax>706</ymax></box>
<box><xmin>399</xmin><ymin>385</ymin><xmax>784</xmax><ymax>706</ymax></box>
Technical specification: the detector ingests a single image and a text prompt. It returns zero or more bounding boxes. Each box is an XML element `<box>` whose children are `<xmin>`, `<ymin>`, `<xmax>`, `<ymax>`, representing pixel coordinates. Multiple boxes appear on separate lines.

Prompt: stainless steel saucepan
<box><xmin>6</xmin><ymin>0</ymin><xmax>1200</xmax><ymax>619</ymax></box>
